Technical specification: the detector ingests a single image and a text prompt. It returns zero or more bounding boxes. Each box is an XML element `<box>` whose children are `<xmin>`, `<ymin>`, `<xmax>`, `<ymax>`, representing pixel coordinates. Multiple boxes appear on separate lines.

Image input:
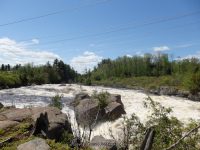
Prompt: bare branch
<box><xmin>165</xmin><ymin>124</ymin><xmax>200</xmax><ymax>150</ymax></box>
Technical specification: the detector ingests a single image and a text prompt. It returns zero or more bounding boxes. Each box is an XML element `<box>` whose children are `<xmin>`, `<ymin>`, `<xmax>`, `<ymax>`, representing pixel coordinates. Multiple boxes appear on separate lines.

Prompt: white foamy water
<box><xmin>0</xmin><ymin>84</ymin><xmax>200</xmax><ymax>139</ymax></box>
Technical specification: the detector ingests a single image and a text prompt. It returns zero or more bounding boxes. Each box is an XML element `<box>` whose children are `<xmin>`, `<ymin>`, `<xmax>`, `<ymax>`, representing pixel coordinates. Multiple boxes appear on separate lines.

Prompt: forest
<box><xmin>85</xmin><ymin>53</ymin><xmax>200</xmax><ymax>94</ymax></box>
<box><xmin>0</xmin><ymin>59</ymin><xmax>78</xmax><ymax>89</ymax></box>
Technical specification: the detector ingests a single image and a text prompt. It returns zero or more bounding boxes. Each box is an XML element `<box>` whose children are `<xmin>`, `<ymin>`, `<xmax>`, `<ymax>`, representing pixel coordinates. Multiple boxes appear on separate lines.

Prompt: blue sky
<box><xmin>0</xmin><ymin>0</ymin><xmax>200</xmax><ymax>73</ymax></box>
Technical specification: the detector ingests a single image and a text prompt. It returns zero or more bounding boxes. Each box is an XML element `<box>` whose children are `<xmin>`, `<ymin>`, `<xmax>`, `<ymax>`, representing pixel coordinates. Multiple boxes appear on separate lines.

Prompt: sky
<box><xmin>0</xmin><ymin>0</ymin><xmax>200</xmax><ymax>73</ymax></box>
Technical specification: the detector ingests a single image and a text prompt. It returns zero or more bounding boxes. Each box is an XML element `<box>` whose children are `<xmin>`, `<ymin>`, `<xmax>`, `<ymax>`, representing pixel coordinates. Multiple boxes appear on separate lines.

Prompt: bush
<box><xmin>114</xmin><ymin>97</ymin><xmax>200</xmax><ymax>150</ymax></box>
<box><xmin>49</xmin><ymin>94</ymin><xmax>63</xmax><ymax>110</ymax></box>
<box><xmin>92</xmin><ymin>91</ymin><xmax>109</xmax><ymax>108</ymax></box>
<box><xmin>187</xmin><ymin>72</ymin><xmax>200</xmax><ymax>94</ymax></box>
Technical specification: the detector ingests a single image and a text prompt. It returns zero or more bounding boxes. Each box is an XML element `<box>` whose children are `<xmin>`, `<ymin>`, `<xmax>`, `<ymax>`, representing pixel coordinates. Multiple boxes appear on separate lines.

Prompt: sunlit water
<box><xmin>0</xmin><ymin>84</ymin><xmax>200</xmax><ymax>139</ymax></box>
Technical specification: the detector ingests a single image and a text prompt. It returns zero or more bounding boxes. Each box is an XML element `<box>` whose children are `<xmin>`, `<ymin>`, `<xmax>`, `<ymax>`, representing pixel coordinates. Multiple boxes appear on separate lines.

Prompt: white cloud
<box><xmin>126</xmin><ymin>54</ymin><xmax>132</xmax><ymax>57</ymax></box>
<box><xmin>0</xmin><ymin>37</ymin><xmax>60</xmax><ymax>65</ymax></box>
<box><xmin>70</xmin><ymin>51</ymin><xmax>103</xmax><ymax>74</ymax></box>
<box><xmin>31</xmin><ymin>39</ymin><xmax>39</xmax><ymax>44</ymax></box>
<box><xmin>180</xmin><ymin>51</ymin><xmax>200</xmax><ymax>59</ymax></box>
<box><xmin>153</xmin><ymin>46</ymin><xmax>170</xmax><ymax>52</ymax></box>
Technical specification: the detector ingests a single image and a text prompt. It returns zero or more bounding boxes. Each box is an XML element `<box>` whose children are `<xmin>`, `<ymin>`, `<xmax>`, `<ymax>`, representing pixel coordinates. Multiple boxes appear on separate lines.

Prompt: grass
<box><xmin>92</xmin><ymin>75</ymin><xmax>188</xmax><ymax>91</ymax></box>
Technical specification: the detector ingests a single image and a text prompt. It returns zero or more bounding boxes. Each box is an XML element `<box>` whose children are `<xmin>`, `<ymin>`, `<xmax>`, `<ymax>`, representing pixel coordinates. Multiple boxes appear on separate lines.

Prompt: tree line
<box><xmin>88</xmin><ymin>53</ymin><xmax>200</xmax><ymax>94</ymax></box>
<box><xmin>0</xmin><ymin>59</ymin><xmax>78</xmax><ymax>89</ymax></box>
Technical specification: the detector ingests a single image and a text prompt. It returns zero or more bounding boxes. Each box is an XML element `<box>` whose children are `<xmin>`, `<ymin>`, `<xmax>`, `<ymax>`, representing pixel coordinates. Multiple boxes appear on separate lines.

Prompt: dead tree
<box><xmin>140</xmin><ymin>128</ymin><xmax>155</xmax><ymax>150</ymax></box>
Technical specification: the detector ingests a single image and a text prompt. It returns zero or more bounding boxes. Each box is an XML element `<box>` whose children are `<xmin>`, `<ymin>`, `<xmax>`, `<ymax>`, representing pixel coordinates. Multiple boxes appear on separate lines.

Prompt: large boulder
<box><xmin>17</xmin><ymin>138</ymin><xmax>50</xmax><ymax>150</ymax></box>
<box><xmin>104</xmin><ymin>102</ymin><xmax>126</xmax><ymax>120</ymax></box>
<box><xmin>73</xmin><ymin>93</ymin><xmax>125</xmax><ymax>126</ymax></box>
<box><xmin>0</xmin><ymin>107</ymin><xmax>72</xmax><ymax>141</ymax></box>
<box><xmin>75</xmin><ymin>98</ymin><xmax>101</xmax><ymax>125</ymax></box>
<box><xmin>90</xmin><ymin>135</ymin><xmax>117</xmax><ymax>150</ymax></box>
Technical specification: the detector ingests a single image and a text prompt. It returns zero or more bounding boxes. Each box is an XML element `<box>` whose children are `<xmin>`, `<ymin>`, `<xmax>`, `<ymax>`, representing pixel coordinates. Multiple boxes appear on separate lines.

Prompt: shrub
<box><xmin>92</xmin><ymin>91</ymin><xmax>109</xmax><ymax>108</ymax></box>
<box><xmin>49</xmin><ymin>94</ymin><xmax>63</xmax><ymax>110</ymax></box>
<box><xmin>187</xmin><ymin>72</ymin><xmax>200</xmax><ymax>94</ymax></box>
<box><xmin>114</xmin><ymin>96</ymin><xmax>200</xmax><ymax>150</ymax></box>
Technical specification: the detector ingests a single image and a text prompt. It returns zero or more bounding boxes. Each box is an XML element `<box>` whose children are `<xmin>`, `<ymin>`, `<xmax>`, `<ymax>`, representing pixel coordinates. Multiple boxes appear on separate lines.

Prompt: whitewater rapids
<box><xmin>0</xmin><ymin>84</ymin><xmax>200</xmax><ymax>139</ymax></box>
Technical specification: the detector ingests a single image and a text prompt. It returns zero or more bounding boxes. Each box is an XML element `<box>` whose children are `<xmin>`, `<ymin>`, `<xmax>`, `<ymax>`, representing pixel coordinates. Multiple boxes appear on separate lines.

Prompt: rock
<box><xmin>75</xmin><ymin>98</ymin><xmax>101</xmax><ymax>125</ymax></box>
<box><xmin>74</xmin><ymin>92</ymin><xmax>125</xmax><ymax>126</ymax></box>
<box><xmin>71</xmin><ymin>92</ymin><xmax>90</xmax><ymax>106</ymax></box>
<box><xmin>188</xmin><ymin>94</ymin><xmax>200</xmax><ymax>101</ymax></box>
<box><xmin>1</xmin><ymin>108</ymin><xmax>32</xmax><ymax>122</ymax></box>
<box><xmin>75</xmin><ymin>92</ymin><xmax>90</xmax><ymax>101</ymax></box>
<box><xmin>31</xmin><ymin>107</ymin><xmax>73</xmax><ymax>141</ymax></box>
<box><xmin>159</xmin><ymin>86</ymin><xmax>178</xmax><ymax>96</ymax></box>
<box><xmin>0</xmin><ymin>102</ymin><xmax>3</xmax><ymax>109</ymax></box>
<box><xmin>17</xmin><ymin>138</ymin><xmax>50</xmax><ymax>150</ymax></box>
<box><xmin>90</xmin><ymin>135</ymin><xmax>117</xmax><ymax>150</ymax></box>
<box><xmin>149</xmin><ymin>89</ymin><xmax>160</xmax><ymax>95</ymax></box>
<box><xmin>0</xmin><ymin>120</ymin><xmax>19</xmax><ymax>130</ymax></box>
<box><xmin>177</xmin><ymin>90</ymin><xmax>190</xmax><ymax>98</ymax></box>
<box><xmin>104</xmin><ymin>102</ymin><xmax>126</xmax><ymax>120</ymax></box>
<box><xmin>0</xmin><ymin>107</ymin><xmax>73</xmax><ymax>141</ymax></box>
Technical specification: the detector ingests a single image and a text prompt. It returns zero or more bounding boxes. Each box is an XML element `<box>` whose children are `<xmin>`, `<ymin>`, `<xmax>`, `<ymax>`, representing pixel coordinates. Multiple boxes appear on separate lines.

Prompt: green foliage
<box><xmin>0</xmin><ymin>59</ymin><xmax>78</xmax><ymax>89</ymax></box>
<box><xmin>60</xmin><ymin>131</ymin><xmax>74</xmax><ymax>144</ymax></box>
<box><xmin>50</xmin><ymin>94</ymin><xmax>63</xmax><ymax>110</ymax></box>
<box><xmin>46</xmin><ymin>139</ymin><xmax>71</xmax><ymax>150</ymax></box>
<box><xmin>117</xmin><ymin>97</ymin><xmax>200</xmax><ymax>150</ymax></box>
<box><xmin>89</xmin><ymin>54</ymin><xmax>200</xmax><ymax>93</ymax></box>
<box><xmin>92</xmin><ymin>91</ymin><xmax>109</xmax><ymax>108</ymax></box>
<box><xmin>186</xmin><ymin>72</ymin><xmax>200</xmax><ymax>94</ymax></box>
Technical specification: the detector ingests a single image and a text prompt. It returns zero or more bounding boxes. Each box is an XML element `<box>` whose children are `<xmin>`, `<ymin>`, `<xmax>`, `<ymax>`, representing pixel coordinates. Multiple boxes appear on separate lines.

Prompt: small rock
<box><xmin>17</xmin><ymin>138</ymin><xmax>50</xmax><ymax>150</ymax></box>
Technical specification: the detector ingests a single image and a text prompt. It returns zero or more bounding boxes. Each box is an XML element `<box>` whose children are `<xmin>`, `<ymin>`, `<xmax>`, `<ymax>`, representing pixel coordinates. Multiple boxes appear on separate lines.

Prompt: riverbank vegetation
<box><xmin>0</xmin><ymin>53</ymin><xmax>200</xmax><ymax>95</ymax></box>
<box><xmin>0</xmin><ymin>59</ymin><xmax>78</xmax><ymax>89</ymax></box>
<box><xmin>83</xmin><ymin>53</ymin><xmax>200</xmax><ymax>94</ymax></box>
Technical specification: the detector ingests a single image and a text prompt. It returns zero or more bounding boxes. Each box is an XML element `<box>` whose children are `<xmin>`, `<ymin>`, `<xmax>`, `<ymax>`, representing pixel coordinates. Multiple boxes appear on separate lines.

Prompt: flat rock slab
<box><xmin>0</xmin><ymin>120</ymin><xmax>19</xmax><ymax>130</ymax></box>
<box><xmin>17</xmin><ymin>138</ymin><xmax>50</xmax><ymax>150</ymax></box>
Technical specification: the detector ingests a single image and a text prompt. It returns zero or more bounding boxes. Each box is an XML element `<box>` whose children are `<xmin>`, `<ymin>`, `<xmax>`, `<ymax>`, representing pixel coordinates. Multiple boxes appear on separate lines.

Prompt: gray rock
<box><xmin>0</xmin><ymin>107</ymin><xmax>73</xmax><ymax>141</ymax></box>
<box><xmin>90</xmin><ymin>135</ymin><xmax>117</xmax><ymax>150</ymax></box>
<box><xmin>31</xmin><ymin>107</ymin><xmax>73</xmax><ymax>141</ymax></box>
<box><xmin>104</xmin><ymin>102</ymin><xmax>126</xmax><ymax>120</ymax></box>
<box><xmin>17</xmin><ymin>138</ymin><xmax>50</xmax><ymax>150</ymax></box>
<box><xmin>75</xmin><ymin>98</ymin><xmax>100</xmax><ymax>125</ymax></box>
<box><xmin>177</xmin><ymin>90</ymin><xmax>190</xmax><ymax>98</ymax></box>
<box><xmin>159</xmin><ymin>86</ymin><xmax>178</xmax><ymax>96</ymax></box>
<box><xmin>0</xmin><ymin>120</ymin><xmax>19</xmax><ymax>130</ymax></box>
<box><xmin>74</xmin><ymin>92</ymin><xmax>126</xmax><ymax>127</ymax></box>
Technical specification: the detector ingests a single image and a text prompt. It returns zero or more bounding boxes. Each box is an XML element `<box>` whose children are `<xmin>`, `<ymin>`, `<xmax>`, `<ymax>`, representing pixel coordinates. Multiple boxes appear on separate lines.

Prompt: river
<box><xmin>0</xmin><ymin>84</ymin><xmax>200</xmax><ymax>139</ymax></box>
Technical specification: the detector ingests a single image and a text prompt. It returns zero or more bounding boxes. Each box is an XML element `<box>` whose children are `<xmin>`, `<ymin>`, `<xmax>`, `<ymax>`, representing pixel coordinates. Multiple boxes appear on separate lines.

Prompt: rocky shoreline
<box><xmin>0</xmin><ymin>91</ymin><xmax>125</xmax><ymax>150</ymax></box>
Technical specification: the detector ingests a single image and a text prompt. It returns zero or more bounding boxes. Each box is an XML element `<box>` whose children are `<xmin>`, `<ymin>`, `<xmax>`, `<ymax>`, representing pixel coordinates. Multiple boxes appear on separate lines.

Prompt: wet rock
<box><xmin>104</xmin><ymin>102</ymin><xmax>126</xmax><ymax>120</ymax></box>
<box><xmin>188</xmin><ymin>94</ymin><xmax>200</xmax><ymax>101</ymax></box>
<box><xmin>159</xmin><ymin>86</ymin><xmax>178</xmax><ymax>96</ymax></box>
<box><xmin>90</xmin><ymin>135</ymin><xmax>117</xmax><ymax>150</ymax></box>
<box><xmin>17</xmin><ymin>138</ymin><xmax>50</xmax><ymax>150</ymax></box>
<box><xmin>0</xmin><ymin>102</ymin><xmax>3</xmax><ymax>109</ymax></box>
